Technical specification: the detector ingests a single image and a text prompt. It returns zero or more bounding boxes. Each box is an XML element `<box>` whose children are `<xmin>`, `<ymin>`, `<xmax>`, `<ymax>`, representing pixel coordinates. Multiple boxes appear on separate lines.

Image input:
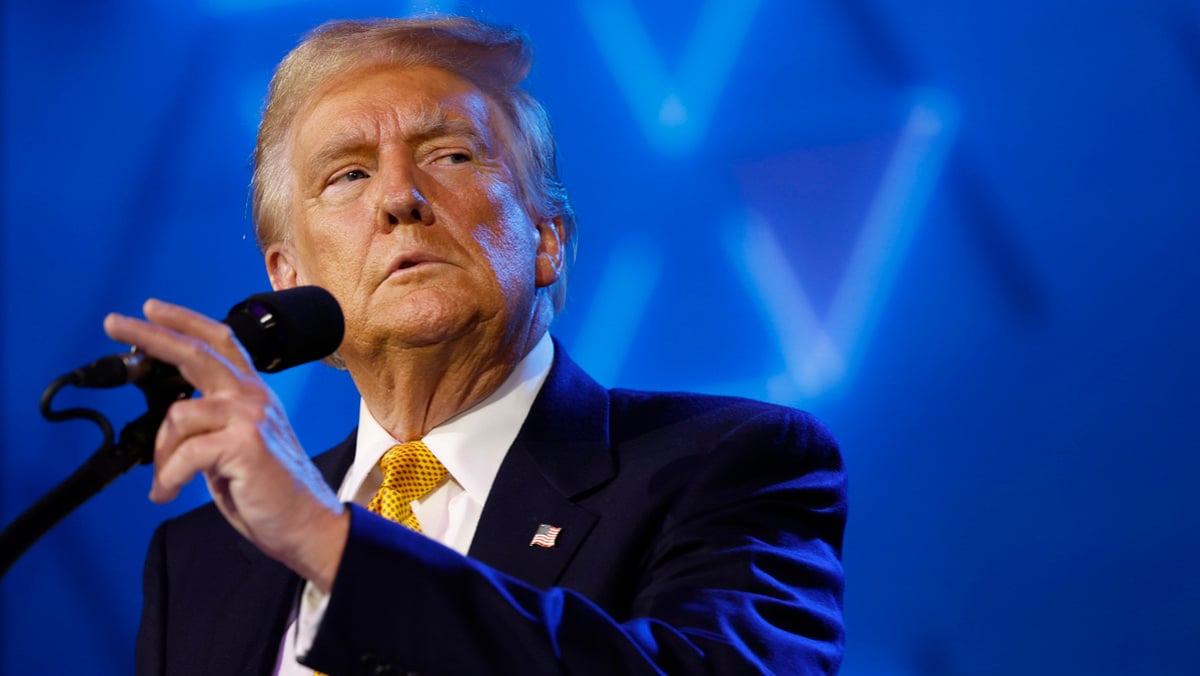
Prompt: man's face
<box><xmin>267</xmin><ymin>65</ymin><xmax>561</xmax><ymax>365</ymax></box>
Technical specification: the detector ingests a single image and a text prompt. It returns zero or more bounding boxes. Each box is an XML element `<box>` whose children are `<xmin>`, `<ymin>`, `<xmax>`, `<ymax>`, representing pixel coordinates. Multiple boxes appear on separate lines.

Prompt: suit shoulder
<box><xmin>608</xmin><ymin>388</ymin><xmax>839</xmax><ymax>458</ymax></box>
<box><xmin>602</xmin><ymin>388</ymin><xmax>847</xmax><ymax>555</ymax></box>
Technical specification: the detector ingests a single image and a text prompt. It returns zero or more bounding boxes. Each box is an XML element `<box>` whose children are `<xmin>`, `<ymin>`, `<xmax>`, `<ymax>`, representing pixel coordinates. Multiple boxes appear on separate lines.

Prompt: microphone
<box><xmin>67</xmin><ymin>286</ymin><xmax>344</xmax><ymax>388</ymax></box>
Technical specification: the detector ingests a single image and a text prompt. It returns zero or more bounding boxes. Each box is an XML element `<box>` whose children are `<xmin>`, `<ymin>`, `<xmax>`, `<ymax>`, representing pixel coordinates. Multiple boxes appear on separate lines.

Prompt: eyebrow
<box><xmin>302</xmin><ymin>106</ymin><xmax>495</xmax><ymax>181</ymax></box>
<box><xmin>406</xmin><ymin>105</ymin><xmax>495</xmax><ymax>155</ymax></box>
<box><xmin>303</xmin><ymin>133</ymin><xmax>375</xmax><ymax>179</ymax></box>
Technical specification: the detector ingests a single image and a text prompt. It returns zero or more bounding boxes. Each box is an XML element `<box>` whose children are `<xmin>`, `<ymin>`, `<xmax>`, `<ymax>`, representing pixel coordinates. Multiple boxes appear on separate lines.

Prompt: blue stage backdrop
<box><xmin>3</xmin><ymin>1</ymin><xmax>1199</xmax><ymax>673</ymax></box>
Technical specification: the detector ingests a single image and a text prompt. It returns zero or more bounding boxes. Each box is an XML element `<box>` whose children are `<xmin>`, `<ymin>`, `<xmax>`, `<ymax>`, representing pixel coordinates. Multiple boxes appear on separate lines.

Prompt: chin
<box><xmin>382</xmin><ymin>305</ymin><xmax>480</xmax><ymax>350</ymax></box>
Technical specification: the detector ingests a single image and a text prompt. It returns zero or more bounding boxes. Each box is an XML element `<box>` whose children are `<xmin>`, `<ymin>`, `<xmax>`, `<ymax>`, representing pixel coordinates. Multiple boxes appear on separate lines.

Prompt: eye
<box><xmin>327</xmin><ymin>168</ymin><xmax>370</xmax><ymax>186</ymax></box>
<box><xmin>436</xmin><ymin>152</ymin><xmax>471</xmax><ymax>165</ymax></box>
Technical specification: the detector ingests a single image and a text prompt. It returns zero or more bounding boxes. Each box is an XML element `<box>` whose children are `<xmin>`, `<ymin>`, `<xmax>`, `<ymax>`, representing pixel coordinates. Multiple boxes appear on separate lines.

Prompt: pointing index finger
<box><xmin>103</xmin><ymin>299</ymin><xmax>256</xmax><ymax>392</ymax></box>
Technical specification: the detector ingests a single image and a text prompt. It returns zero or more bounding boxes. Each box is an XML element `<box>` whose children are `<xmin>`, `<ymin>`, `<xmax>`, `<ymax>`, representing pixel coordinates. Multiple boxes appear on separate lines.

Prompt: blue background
<box><xmin>3</xmin><ymin>1</ymin><xmax>1199</xmax><ymax>673</ymax></box>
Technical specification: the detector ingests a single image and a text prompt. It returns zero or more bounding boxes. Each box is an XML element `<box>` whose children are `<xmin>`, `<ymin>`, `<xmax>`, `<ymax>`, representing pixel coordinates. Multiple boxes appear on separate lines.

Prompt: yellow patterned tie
<box><xmin>313</xmin><ymin>441</ymin><xmax>447</xmax><ymax>675</ymax></box>
<box><xmin>366</xmin><ymin>440</ymin><xmax>448</xmax><ymax>532</ymax></box>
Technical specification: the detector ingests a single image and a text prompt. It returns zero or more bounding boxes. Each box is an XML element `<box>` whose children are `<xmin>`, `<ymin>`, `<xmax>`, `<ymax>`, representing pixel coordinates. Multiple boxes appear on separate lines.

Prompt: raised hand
<box><xmin>105</xmin><ymin>298</ymin><xmax>348</xmax><ymax>592</ymax></box>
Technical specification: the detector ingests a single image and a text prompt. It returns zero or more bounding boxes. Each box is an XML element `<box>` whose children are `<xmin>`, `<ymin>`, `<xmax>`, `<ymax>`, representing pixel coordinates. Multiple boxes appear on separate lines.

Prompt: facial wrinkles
<box><xmin>270</xmin><ymin>62</ymin><xmax>530</xmax><ymax>240</ymax></box>
<box><xmin>284</xmin><ymin>67</ymin><xmax>541</xmax><ymax>344</ymax></box>
<box><xmin>304</xmin><ymin>105</ymin><xmax>503</xmax><ymax>212</ymax></box>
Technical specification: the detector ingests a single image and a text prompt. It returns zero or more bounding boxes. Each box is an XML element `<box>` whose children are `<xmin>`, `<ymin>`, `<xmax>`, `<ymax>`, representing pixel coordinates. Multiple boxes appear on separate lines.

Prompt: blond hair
<box><xmin>252</xmin><ymin>17</ymin><xmax>575</xmax><ymax>312</ymax></box>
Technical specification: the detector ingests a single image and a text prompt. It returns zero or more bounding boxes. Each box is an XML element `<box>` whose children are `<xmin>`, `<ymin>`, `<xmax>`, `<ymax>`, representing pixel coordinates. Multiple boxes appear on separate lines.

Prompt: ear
<box><xmin>265</xmin><ymin>241</ymin><xmax>302</xmax><ymax>291</ymax></box>
<box><xmin>534</xmin><ymin>216</ymin><xmax>565</xmax><ymax>289</ymax></box>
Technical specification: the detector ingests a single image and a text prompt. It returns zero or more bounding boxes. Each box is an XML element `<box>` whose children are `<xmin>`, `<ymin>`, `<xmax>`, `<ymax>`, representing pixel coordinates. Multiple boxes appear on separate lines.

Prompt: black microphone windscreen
<box><xmin>223</xmin><ymin>286</ymin><xmax>344</xmax><ymax>373</ymax></box>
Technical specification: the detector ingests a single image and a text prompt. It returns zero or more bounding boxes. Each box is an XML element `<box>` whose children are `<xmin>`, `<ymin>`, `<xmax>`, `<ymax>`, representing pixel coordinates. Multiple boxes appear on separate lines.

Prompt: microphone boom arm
<box><xmin>0</xmin><ymin>286</ymin><xmax>341</xmax><ymax>580</ymax></box>
<box><xmin>0</xmin><ymin>354</ymin><xmax>195</xmax><ymax>579</ymax></box>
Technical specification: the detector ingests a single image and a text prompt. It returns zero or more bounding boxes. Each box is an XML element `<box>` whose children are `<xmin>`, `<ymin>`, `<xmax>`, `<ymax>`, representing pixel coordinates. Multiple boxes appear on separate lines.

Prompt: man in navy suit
<box><xmin>108</xmin><ymin>16</ymin><xmax>847</xmax><ymax>675</ymax></box>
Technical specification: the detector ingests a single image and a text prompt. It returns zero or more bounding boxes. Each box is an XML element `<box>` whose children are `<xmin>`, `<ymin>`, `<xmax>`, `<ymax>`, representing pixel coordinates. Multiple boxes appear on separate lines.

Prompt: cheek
<box><xmin>473</xmin><ymin>184</ymin><xmax>539</xmax><ymax>293</ymax></box>
<box><xmin>292</xmin><ymin>210</ymin><xmax>370</xmax><ymax>289</ymax></box>
<box><xmin>473</xmin><ymin>225</ymin><xmax>532</xmax><ymax>294</ymax></box>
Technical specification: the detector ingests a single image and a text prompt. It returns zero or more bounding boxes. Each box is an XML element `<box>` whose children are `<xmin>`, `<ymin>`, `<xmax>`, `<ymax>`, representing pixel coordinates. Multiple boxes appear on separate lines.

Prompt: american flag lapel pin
<box><xmin>529</xmin><ymin>523</ymin><xmax>562</xmax><ymax>548</ymax></box>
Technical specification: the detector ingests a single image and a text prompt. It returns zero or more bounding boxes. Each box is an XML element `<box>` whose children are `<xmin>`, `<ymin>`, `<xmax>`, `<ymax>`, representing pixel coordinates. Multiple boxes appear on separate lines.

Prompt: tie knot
<box><xmin>368</xmin><ymin>440</ymin><xmax>447</xmax><ymax>531</ymax></box>
<box><xmin>379</xmin><ymin>440</ymin><xmax>444</xmax><ymax>480</ymax></box>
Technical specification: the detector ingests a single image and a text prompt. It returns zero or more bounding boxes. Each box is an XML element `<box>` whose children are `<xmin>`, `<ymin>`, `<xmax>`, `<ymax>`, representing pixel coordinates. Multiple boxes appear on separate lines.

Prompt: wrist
<box><xmin>297</xmin><ymin>503</ymin><xmax>350</xmax><ymax>594</ymax></box>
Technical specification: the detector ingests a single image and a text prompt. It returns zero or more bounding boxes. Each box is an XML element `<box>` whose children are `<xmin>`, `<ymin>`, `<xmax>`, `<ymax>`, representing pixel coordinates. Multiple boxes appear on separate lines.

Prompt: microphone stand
<box><xmin>0</xmin><ymin>362</ymin><xmax>194</xmax><ymax>579</ymax></box>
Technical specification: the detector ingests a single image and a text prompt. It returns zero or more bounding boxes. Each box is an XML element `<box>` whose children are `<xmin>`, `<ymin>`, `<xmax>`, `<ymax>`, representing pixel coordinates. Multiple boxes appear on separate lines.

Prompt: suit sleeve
<box><xmin>303</xmin><ymin>410</ymin><xmax>846</xmax><ymax>675</ymax></box>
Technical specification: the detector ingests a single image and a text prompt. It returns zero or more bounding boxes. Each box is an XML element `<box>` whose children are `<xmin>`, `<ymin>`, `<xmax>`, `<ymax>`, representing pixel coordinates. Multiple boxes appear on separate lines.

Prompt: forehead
<box><xmin>290</xmin><ymin>64</ymin><xmax>496</xmax><ymax>154</ymax></box>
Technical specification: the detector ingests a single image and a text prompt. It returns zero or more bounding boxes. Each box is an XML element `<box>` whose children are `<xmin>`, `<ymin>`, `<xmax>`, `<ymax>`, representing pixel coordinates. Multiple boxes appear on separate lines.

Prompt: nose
<box><xmin>377</xmin><ymin>158</ymin><xmax>433</xmax><ymax>229</ymax></box>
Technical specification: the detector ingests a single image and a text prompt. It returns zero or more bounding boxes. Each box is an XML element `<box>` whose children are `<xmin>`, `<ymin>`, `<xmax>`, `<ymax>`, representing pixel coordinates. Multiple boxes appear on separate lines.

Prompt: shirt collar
<box><xmin>343</xmin><ymin>333</ymin><xmax>555</xmax><ymax>503</ymax></box>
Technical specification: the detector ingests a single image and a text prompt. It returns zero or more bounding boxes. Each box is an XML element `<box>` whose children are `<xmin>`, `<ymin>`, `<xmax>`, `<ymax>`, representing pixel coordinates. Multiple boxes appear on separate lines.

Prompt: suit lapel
<box><xmin>205</xmin><ymin>550</ymin><xmax>300</xmax><ymax>674</ymax></box>
<box><xmin>469</xmin><ymin>344</ymin><xmax>613</xmax><ymax>588</ymax></box>
<box><xmin>314</xmin><ymin>431</ymin><xmax>358</xmax><ymax>491</ymax></box>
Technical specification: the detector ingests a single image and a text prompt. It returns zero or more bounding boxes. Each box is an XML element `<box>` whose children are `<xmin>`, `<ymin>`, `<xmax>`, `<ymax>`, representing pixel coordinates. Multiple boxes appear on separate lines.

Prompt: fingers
<box><xmin>102</xmin><ymin>297</ymin><xmax>272</xmax><ymax>505</ymax></box>
<box><xmin>150</xmin><ymin>396</ymin><xmax>260</xmax><ymax>503</ymax></box>
<box><xmin>104</xmin><ymin>298</ymin><xmax>255</xmax><ymax>391</ymax></box>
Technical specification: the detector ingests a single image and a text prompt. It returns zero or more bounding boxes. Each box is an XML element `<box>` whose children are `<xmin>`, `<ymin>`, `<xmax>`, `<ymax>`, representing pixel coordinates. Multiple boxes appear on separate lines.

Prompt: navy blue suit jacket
<box><xmin>136</xmin><ymin>347</ymin><xmax>846</xmax><ymax>675</ymax></box>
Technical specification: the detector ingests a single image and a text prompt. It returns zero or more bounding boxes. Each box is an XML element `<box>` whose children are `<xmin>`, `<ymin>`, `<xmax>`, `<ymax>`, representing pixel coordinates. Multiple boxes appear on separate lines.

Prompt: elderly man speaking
<box><xmin>105</xmin><ymin>16</ymin><xmax>847</xmax><ymax>676</ymax></box>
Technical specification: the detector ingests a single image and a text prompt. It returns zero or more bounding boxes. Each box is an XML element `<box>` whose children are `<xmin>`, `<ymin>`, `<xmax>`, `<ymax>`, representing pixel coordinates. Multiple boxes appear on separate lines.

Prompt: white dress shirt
<box><xmin>274</xmin><ymin>334</ymin><xmax>554</xmax><ymax>675</ymax></box>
